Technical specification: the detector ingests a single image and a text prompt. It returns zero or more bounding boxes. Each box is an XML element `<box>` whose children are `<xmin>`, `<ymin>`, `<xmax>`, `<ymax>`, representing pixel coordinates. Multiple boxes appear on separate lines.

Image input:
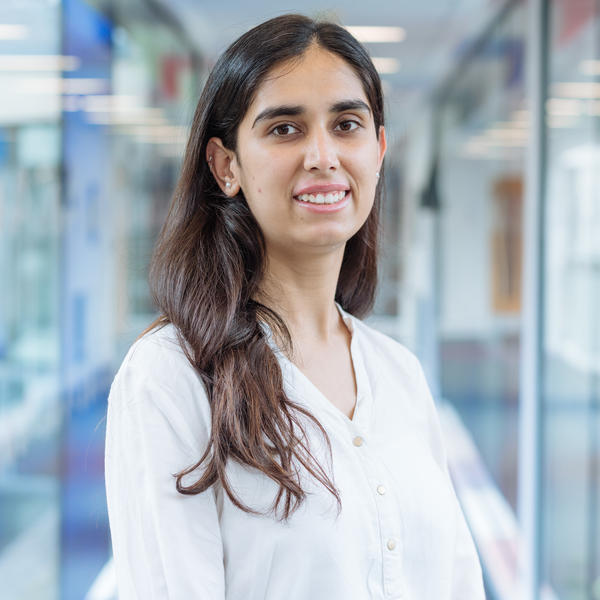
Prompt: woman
<box><xmin>105</xmin><ymin>13</ymin><xmax>485</xmax><ymax>600</ymax></box>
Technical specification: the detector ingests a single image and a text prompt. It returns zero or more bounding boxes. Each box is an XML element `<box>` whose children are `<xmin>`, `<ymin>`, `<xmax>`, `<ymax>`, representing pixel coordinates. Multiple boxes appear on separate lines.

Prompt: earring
<box><xmin>225</xmin><ymin>182</ymin><xmax>231</xmax><ymax>189</ymax></box>
<box><xmin>208</xmin><ymin>156</ymin><xmax>213</xmax><ymax>164</ymax></box>
<box><xmin>376</xmin><ymin>171</ymin><xmax>380</xmax><ymax>179</ymax></box>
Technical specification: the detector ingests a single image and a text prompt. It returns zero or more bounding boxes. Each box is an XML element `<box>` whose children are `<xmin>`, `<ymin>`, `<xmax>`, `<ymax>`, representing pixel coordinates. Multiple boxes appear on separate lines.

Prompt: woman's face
<box><xmin>214</xmin><ymin>43</ymin><xmax>386</xmax><ymax>258</ymax></box>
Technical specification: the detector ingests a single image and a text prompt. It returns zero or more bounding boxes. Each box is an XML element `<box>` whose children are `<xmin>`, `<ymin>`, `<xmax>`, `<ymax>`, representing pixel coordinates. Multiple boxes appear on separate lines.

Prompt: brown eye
<box><xmin>336</xmin><ymin>120</ymin><xmax>360</xmax><ymax>132</ymax></box>
<box><xmin>271</xmin><ymin>123</ymin><xmax>299</xmax><ymax>136</ymax></box>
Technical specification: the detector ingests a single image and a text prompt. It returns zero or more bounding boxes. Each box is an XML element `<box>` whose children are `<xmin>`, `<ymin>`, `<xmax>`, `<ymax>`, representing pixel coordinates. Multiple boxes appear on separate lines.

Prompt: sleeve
<box><xmin>412</xmin><ymin>357</ymin><xmax>486</xmax><ymax>600</ymax></box>
<box><xmin>104</xmin><ymin>352</ymin><xmax>225</xmax><ymax>600</ymax></box>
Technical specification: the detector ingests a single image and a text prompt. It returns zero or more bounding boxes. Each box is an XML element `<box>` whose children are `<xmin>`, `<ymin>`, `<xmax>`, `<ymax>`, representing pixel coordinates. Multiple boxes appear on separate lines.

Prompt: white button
<box><xmin>387</xmin><ymin>538</ymin><xmax>396</xmax><ymax>551</ymax></box>
<box><xmin>353</xmin><ymin>436</ymin><xmax>364</xmax><ymax>447</ymax></box>
<box><xmin>377</xmin><ymin>485</ymin><xmax>386</xmax><ymax>495</ymax></box>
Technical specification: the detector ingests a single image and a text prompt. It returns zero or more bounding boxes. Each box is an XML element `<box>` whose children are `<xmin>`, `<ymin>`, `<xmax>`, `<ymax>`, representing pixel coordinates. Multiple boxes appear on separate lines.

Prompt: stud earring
<box><xmin>225</xmin><ymin>182</ymin><xmax>231</xmax><ymax>189</ymax></box>
<box><xmin>376</xmin><ymin>171</ymin><xmax>380</xmax><ymax>179</ymax></box>
<box><xmin>208</xmin><ymin>156</ymin><xmax>213</xmax><ymax>164</ymax></box>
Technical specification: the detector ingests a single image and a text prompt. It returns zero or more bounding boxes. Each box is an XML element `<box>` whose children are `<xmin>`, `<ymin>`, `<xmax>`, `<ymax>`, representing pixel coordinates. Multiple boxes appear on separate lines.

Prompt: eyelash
<box><xmin>269</xmin><ymin>119</ymin><xmax>361</xmax><ymax>137</ymax></box>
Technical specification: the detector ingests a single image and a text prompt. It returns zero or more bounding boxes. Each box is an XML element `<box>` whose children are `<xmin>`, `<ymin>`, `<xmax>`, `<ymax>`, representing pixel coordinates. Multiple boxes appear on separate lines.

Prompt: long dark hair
<box><xmin>145</xmin><ymin>13</ymin><xmax>385</xmax><ymax>522</ymax></box>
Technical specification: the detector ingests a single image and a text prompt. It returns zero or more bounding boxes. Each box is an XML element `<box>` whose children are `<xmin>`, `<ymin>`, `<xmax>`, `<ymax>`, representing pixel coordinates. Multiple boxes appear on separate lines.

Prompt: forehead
<box><xmin>246</xmin><ymin>45</ymin><xmax>369</xmax><ymax>116</ymax></box>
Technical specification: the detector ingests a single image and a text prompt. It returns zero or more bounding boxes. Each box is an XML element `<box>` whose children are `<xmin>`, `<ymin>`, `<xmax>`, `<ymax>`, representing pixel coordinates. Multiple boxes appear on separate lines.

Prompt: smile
<box><xmin>293</xmin><ymin>190</ymin><xmax>351</xmax><ymax>213</ymax></box>
<box><xmin>296</xmin><ymin>190</ymin><xmax>348</xmax><ymax>205</ymax></box>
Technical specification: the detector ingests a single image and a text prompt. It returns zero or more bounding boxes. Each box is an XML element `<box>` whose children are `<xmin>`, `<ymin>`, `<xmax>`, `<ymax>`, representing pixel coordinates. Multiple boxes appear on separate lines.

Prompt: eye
<box><xmin>336</xmin><ymin>119</ymin><xmax>361</xmax><ymax>132</ymax></box>
<box><xmin>270</xmin><ymin>123</ymin><xmax>300</xmax><ymax>136</ymax></box>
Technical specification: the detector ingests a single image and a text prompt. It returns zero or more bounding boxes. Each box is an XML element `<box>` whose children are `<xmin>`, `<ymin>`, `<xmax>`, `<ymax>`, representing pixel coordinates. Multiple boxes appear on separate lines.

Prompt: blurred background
<box><xmin>0</xmin><ymin>0</ymin><xmax>598</xmax><ymax>598</ymax></box>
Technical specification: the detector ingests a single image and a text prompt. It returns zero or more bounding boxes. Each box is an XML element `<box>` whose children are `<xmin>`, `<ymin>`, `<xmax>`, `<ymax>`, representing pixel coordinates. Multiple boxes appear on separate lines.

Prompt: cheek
<box><xmin>355</xmin><ymin>163</ymin><xmax>378</xmax><ymax>197</ymax></box>
<box><xmin>244</xmin><ymin>185</ymin><xmax>288</xmax><ymax>233</ymax></box>
<box><xmin>348</xmin><ymin>143</ymin><xmax>378</xmax><ymax>177</ymax></box>
<box><xmin>243</xmin><ymin>150</ymin><xmax>289</xmax><ymax>194</ymax></box>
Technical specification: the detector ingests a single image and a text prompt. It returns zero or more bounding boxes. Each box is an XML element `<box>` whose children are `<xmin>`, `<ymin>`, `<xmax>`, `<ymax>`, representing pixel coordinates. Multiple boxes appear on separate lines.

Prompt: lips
<box><xmin>293</xmin><ymin>183</ymin><xmax>350</xmax><ymax>196</ymax></box>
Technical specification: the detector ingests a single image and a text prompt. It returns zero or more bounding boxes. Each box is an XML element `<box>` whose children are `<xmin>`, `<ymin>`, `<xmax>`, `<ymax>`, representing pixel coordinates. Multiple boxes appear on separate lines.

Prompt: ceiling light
<box><xmin>580</xmin><ymin>60</ymin><xmax>600</xmax><ymax>76</ymax></box>
<box><xmin>552</xmin><ymin>82</ymin><xmax>600</xmax><ymax>99</ymax></box>
<box><xmin>371</xmin><ymin>57</ymin><xmax>400</xmax><ymax>74</ymax></box>
<box><xmin>83</xmin><ymin>96</ymin><xmax>168</xmax><ymax>126</ymax></box>
<box><xmin>344</xmin><ymin>26</ymin><xmax>406</xmax><ymax>43</ymax></box>
<box><xmin>485</xmin><ymin>128</ymin><xmax>528</xmax><ymax>140</ymax></box>
<box><xmin>0</xmin><ymin>55</ymin><xmax>80</xmax><ymax>71</ymax></box>
<box><xmin>546</xmin><ymin>97</ymin><xmax>582</xmax><ymax>116</ymax></box>
<box><xmin>0</xmin><ymin>25</ymin><xmax>29</xmax><ymax>40</ymax></box>
<box><xmin>6</xmin><ymin>76</ymin><xmax>109</xmax><ymax>95</ymax></box>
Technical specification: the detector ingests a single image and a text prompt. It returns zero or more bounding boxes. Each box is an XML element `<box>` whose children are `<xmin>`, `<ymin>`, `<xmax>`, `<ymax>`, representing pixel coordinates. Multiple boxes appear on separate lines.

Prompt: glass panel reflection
<box><xmin>0</xmin><ymin>2</ymin><xmax>62</xmax><ymax>598</ymax></box>
<box><xmin>542</xmin><ymin>1</ymin><xmax>600</xmax><ymax>597</ymax></box>
<box><xmin>437</xmin><ymin>3</ymin><xmax>526</xmax><ymax>512</ymax></box>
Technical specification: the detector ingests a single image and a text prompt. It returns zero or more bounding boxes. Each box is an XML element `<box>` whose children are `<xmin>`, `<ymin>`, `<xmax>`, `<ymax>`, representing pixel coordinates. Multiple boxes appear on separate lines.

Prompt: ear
<box><xmin>205</xmin><ymin>137</ymin><xmax>241</xmax><ymax>196</ymax></box>
<box><xmin>377</xmin><ymin>125</ymin><xmax>387</xmax><ymax>170</ymax></box>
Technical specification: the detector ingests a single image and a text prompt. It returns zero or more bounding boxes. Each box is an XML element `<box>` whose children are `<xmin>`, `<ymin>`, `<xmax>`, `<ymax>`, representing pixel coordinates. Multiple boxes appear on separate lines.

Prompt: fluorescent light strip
<box><xmin>546</xmin><ymin>97</ymin><xmax>582</xmax><ymax>116</ymax></box>
<box><xmin>7</xmin><ymin>76</ymin><xmax>109</xmax><ymax>94</ymax></box>
<box><xmin>0</xmin><ymin>55</ymin><xmax>80</xmax><ymax>71</ymax></box>
<box><xmin>580</xmin><ymin>59</ymin><xmax>600</xmax><ymax>76</ymax></box>
<box><xmin>486</xmin><ymin>128</ymin><xmax>528</xmax><ymax>140</ymax></box>
<box><xmin>344</xmin><ymin>26</ymin><xmax>406</xmax><ymax>43</ymax></box>
<box><xmin>0</xmin><ymin>25</ymin><xmax>29</xmax><ymax>40</ymax></box>
<box><xmin>548</xmin><ymin>114</ymin><xmax>578</xmax><ymax>128</ymax></box>
<box><xmin>552</xmin><ymin>81</ymin><xmax>600</xmax><ymax>99</ymax></box>
<box><xmin>81</xmin><ymin>95</ymin><xmax>169</xmax><ymax>126</ymax></box>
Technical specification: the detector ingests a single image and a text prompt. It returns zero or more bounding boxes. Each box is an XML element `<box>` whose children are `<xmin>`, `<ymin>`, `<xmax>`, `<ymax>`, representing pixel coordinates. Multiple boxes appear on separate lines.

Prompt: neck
<box><xmin>256</xmin><ymin>243</ymin><xmax>346</xmax><ymax>348</ymax></box>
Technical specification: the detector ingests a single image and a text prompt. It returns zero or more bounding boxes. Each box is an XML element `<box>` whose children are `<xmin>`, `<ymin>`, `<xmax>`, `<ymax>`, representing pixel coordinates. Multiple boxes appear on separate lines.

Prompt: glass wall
<box><xmin>60</xmin><ymin>1</ymin><xmax>198</xmax><ymax>597</ymax></box>
<box><xmin>0</xmin><ymin>1</ymin><xmax>62</xmax><ymax>597</ymax></box>
<box><xmin>427</xmin><ymin>0</ymin><xmax>600</xmax><ymax>598</ymax></box>
<box><xmin>0</xmin><ymin>0</ymin><xmax>198</xmax><ymax>597</ymax></box>
<box><xmin>541</xmin><ymin>1</ymin><xmax>600</xmax><ymax>597</ymax></box>
<box><xmin>436</xmin><ymin>2</ymin><xmax>526</xmax><ymax>513</ymax></box>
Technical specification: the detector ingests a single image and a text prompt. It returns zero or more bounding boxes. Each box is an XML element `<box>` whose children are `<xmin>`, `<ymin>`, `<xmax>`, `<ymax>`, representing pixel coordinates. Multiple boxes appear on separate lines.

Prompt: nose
<box><xmin>303</xmin><ymin>127</ymin><xmax>340</xmax><ymax>172</ymax></box>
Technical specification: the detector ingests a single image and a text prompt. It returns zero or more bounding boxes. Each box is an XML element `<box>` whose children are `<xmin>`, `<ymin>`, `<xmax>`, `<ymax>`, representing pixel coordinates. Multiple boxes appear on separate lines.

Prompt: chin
<box><xmin>300</xmin><ymin>229</ymin><xmax>354</xmax><ymax>249</ymax></box>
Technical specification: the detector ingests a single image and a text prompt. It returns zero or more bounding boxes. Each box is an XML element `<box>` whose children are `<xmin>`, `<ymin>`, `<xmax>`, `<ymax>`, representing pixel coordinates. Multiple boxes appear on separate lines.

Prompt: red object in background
<box><xmin>161</xmin><ymin>55</ymin><xmax>189</xmax><ymax>99</ymax></box>
<box><xmin>556</xmin><ymin>0</ymin><xmax>600</xmax><ymax>45</ymax></box>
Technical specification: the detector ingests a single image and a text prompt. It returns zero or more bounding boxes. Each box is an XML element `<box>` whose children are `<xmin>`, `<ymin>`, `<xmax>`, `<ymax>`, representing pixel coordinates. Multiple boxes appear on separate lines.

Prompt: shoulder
<box><xmin>349</xmin><ymin>313</ymin><xmax>421</xmax><ymax>376</ymax></box>
<box><xmin>109</xmin><ymin>322</ymin><xmax>209</xmax><ymax>412</ymax></box>
<box><xmin>106</xmin><ymin>323</ymin><xmax>213</xmax><ymax>467</ymax></box>
<box><xmin>122</xmin><ymin>322</ymin><xmax>189</xmax><ymax>371</ymax></box>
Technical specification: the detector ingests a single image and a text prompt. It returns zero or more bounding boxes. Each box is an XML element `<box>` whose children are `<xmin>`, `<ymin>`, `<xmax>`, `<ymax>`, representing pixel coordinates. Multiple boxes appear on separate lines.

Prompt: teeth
<box><xmin>297</xmin><ymin>190</ymin><xmax>347</xmax><ymax>204</ymax></box>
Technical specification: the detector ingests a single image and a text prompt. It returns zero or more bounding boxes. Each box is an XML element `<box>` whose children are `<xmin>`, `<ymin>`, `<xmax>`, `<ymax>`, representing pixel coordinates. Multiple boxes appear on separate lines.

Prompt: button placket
<box><xmin>351</xmin><ymin>433</ymin><xmax>404</xmax><ymax>599</ymax></box>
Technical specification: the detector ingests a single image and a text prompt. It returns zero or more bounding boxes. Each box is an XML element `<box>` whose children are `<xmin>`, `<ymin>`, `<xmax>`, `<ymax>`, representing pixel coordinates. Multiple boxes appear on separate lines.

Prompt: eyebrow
<box><xmin>251</xmin><ymin>99</ymin><xmax>371</xmax><ymax>128</ymax></box>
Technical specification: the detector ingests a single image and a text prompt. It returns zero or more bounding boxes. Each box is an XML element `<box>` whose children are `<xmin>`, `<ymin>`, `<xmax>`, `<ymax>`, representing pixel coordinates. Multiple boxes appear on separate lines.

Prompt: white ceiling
<box><xmin>159</xmin><ymin>0</ymin><xmax>508</xmax><ymax>136</ymax></box>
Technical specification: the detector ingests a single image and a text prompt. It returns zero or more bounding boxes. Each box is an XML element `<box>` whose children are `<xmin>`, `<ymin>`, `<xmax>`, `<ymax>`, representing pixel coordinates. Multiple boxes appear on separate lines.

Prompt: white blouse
<box><xmin>105</xmin><ymin>303</ymin><xmax>485</xmax><ymax>600</ymax></box>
